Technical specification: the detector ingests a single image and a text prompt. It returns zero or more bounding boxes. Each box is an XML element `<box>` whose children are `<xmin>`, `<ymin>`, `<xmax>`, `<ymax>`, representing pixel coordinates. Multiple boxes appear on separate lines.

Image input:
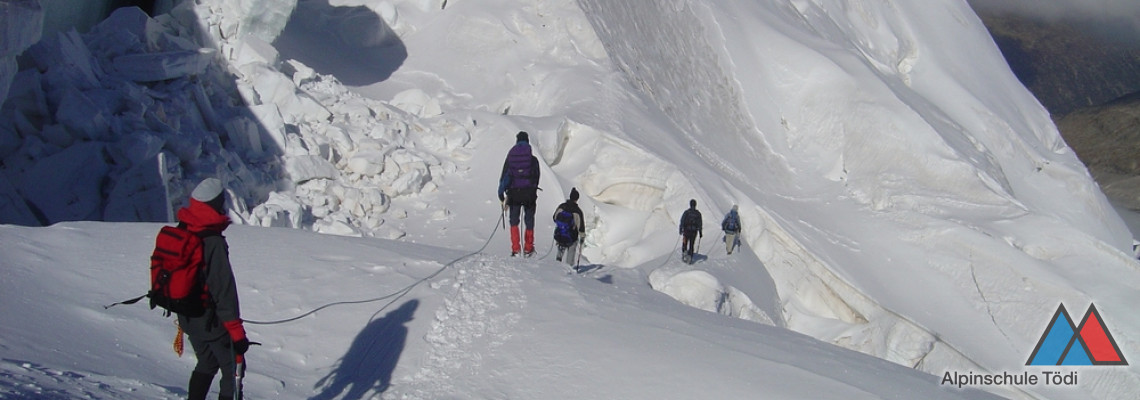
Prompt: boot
<box><xmin>524</xmin><ymin>229</ymin><xmax>535</xmax><ymax>256</ymax></box>
<box><xmin>188</xmin><ymin>371</ymin><xmax>214</xmax><ymax>400</ymax></box>
<box><xmin>510</xmin><ymin>225</ymin><xmax>521</xmax><ymax>255</ymax></box>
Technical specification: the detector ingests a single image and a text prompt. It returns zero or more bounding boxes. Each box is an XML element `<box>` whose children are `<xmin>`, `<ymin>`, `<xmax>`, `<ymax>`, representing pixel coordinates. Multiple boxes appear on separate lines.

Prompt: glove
<box><xmin>223</xmin><ymin>319</ymin><xmax>247</xmax><ymax>348</ymax></box>
<box><xmin>232</xmin><ymin>338</ymin><xmax>250</xmax><ymax>355</ymax></box>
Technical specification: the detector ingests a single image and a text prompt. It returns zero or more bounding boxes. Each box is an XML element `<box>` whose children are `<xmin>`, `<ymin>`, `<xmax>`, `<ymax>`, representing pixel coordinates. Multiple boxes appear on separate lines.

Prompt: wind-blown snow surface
<box><xmin>2</xmin><ymin>0</ymin><xmax>1140</xmax><ymax>399</ymax></box>
<box><xmin>1</xmin><ymin>222</ymin><xmax>1011</xmax><ymax>399</ymax></box>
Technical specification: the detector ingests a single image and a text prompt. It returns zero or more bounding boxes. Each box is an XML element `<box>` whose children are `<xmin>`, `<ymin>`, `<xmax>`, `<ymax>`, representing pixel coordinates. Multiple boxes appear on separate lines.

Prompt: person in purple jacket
<box><xmin>497</xmin><ymin>131</ymin><xmax>541</xmax><ymax>256</ymax></box>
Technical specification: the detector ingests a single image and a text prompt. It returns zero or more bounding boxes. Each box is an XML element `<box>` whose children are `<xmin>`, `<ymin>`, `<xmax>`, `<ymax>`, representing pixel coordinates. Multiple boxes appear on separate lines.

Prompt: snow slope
<box><xmin>2</xmin><ymin>0</ymin><xmax>1140</xmax><ymax>399</ymax></box>
<box><xmin>572</xmin><ymin>2</ymin><xmax>1140</xmax><ymax>399</ymax></box>
<box><xmin>0</xmin><ymin>222</ymin><xmax>1006</xmax><ymax>399</ymax></box>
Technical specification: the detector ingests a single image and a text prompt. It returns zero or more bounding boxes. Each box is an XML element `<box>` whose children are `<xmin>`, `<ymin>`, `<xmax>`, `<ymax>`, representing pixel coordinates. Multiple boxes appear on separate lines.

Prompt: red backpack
<box><xmin>148</xmin><ymin>225</ymin><xmax>210</xmax><ymax>317</ymax></box>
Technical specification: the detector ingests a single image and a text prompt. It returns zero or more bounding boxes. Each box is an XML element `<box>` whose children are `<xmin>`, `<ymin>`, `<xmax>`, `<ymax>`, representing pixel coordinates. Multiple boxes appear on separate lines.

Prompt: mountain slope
<box><xmin>1</xmin><ymin>0</ymin><xmax>1139</xmax><ymax>399</ymax></box>
<box><xmin>976</xmin><ymin>13</ymin><xmax>1140</xmax><ymax>116</ymax></box>
<box><xmin>570</xmin><ymin>2</ymin><xmax>1139</xmax><ymax>399</ymax></box>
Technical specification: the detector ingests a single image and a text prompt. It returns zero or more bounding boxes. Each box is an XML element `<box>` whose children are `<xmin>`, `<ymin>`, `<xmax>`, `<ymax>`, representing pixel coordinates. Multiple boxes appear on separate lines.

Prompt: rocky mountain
<box><xmin>978</xmin><ymin>13</ymin><xmax>1140</xmax><ymax>116</ymax></box>
<box><xmin>1055</xmin><ymin>95</ymin><xmax>1140</xmax><ymax>210</ymax></box>
<box><xmin>977</xmin><ymin>12</ymin><xmax>1140</xmax><ymax>211</ymax></box>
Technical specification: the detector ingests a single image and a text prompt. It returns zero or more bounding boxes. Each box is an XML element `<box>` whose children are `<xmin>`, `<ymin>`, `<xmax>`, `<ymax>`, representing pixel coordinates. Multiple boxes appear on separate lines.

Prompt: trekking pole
<box><xmin>499</xmin><ymin>200</ymin><xmax>506</xmax><ymax>229</ymax></box>
<box><xmin>576</xmin><ymin>239</ymin><xmax>584</xmax><ymax>269</ymax></box>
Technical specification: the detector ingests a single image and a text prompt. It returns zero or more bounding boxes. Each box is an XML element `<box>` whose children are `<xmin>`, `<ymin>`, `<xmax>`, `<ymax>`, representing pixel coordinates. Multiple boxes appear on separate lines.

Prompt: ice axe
<box><xmin>234</xmin><ymin>353</ymin><xmax>245</xmax><ymax>400</ymax></box>
<box><xmin>233</xmin><ymin>341</ymin><xmax>260</xmax><ymax>400</ymax></box>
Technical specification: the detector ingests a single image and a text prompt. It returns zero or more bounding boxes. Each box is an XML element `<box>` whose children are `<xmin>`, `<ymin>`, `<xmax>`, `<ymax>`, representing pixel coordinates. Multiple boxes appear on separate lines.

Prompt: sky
<box><xmin>2</xmin><ymin>0</ymin><xmax>1140</xmax><ymax>399</ymax></box>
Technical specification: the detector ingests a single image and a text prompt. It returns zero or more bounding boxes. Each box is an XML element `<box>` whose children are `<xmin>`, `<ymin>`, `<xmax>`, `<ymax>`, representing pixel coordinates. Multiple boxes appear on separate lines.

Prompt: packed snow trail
<box><xmin>245</xmin><ymin>211</ymin><xmax>509</xmax><ymax>327</ymax></box>
<box><xmin>388</xmin><ymin>256</ymin><xmax>527</xmax><ymax>399</ymax></box>
<box><xmin>384</xmin><ymin>251</ymin><xmax>1006</xmax><ymax>400</ymax></box>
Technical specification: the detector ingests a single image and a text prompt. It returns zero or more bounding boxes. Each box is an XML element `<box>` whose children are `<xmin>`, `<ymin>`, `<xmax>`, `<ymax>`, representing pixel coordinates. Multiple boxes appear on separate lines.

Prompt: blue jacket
<box><xmin>721</xmin><ymin>210</ymin><xmax>741</xmax><ymax>233</ymax></box>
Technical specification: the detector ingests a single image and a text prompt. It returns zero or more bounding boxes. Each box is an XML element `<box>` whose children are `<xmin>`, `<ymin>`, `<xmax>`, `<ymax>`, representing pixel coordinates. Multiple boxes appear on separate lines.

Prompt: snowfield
<box><xmin>2</xmin><ymin>0</ymin><xmax>1139</xmax><ymax>399</ymax></box>
<box><xmin>1</xmin><ymin>222</ymin><xmax>1007</xmax><ymax>399</ymax></box>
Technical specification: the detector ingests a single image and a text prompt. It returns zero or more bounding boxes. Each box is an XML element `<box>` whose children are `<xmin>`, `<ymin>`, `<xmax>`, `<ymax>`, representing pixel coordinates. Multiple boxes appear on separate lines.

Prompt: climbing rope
<box><xmin>246</xmin><ymin>207</ymin><xmax>506</xmax><ymax>326</ymax></box>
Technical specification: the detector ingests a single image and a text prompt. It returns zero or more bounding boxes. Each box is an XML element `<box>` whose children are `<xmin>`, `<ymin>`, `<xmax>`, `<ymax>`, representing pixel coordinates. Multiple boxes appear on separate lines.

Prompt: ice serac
<box><xmin>112</xmin><ymin>49</ymin><xmax>215</xmax><ymax>82</ymax></box>
<box><xmin>0</xmin><ymin>173</ymin><xmax>38</xmax><ymax>225</ymax></box>
<box><xmin>0</xmin><ymin>5</ymin><xmax>273</xmax><ymax>225</ymax></box>
<box><xmin>172</xmin><ymin>0</ymin><xmax>298</xmax><ymax>46</ymax></box>
<box><xmin>233</xmin><ymin>0</ymin><xmax>298</xmax><ymax>43</ymax></box>
<box><xmin>0</xmin><ymin>0</ymin><xmax>469</xmax><ymax>237</ymax></box>
<box><xmin>19</xmin><ymin>142</ymin><xmax>111</xmax><ymax>222</ymax></box>
<box><xmin>0</xmin><ymin>0</ymin><xmax>44</xmax><ymax>106</ymax></box>
<box><xmin>578</xmin><ymin>1</ymin><xmax>1140</xmax><ymax>399</ymax></box>
<box><xmin>286</xmin><ymin>155</ymin><xmax>339</xmax><ymax>184</ymax></box>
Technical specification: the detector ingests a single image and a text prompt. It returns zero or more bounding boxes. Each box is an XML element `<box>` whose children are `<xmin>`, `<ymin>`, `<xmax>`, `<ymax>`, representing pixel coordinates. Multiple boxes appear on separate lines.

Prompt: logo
<box><xmin>1026</xmin><ymin>303</ymin><xmax>1127</xmax><ymax>366</ymax></box>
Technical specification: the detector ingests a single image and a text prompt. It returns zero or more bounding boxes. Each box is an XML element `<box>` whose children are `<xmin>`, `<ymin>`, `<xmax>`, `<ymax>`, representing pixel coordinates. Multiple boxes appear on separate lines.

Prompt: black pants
<box><xmin>508</xmin><ymin>202</ymin><xmax>536</xmax><ymax>229</ymax></box>
<box><xmin>682</xmin><ymin>232</ymin><xmax>699</xmax><ymax>255</ymax></box>
<box><xmin>188</xmin><ymin>333</ymin><xmax>240</xmax><ymax>399</ymax></box>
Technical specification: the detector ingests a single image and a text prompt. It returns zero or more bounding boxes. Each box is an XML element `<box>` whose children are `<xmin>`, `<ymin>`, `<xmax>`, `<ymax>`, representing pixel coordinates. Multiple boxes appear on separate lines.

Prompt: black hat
<box><xmin>517</xmin><ymin>131</ymin><xmax>529</xmax><ymax>142</ymax></box>
<box><xmin>570</xmin><ymin>187</ymin><xmax>579</xmax><ymax>201</ymax></box>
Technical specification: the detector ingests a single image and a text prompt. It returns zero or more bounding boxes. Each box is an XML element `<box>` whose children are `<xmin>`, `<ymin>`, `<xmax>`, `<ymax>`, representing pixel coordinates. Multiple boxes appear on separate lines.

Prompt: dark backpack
<box><xmin>505</xmin><ymin>145</ymin><xmax>537</xmax><ymax>189</ymax></box>
<box><xmin>553</xmin><ymin>209</ymin><xmax>577</xmax><ymax>246</ymax></box>
<box><xmin>681</xmin><ymin>209</ymin><xmax>701</xmax><ymax>234</ymax></box>
<box><xmin>723</xmin><ymin>211</ymin><xmax>739</xmax><ymax>232</ymax></box>
<box><xmin>148</xmin><ymin>225</ymin><xmax>210</xmax><ymax>317</ymax></box>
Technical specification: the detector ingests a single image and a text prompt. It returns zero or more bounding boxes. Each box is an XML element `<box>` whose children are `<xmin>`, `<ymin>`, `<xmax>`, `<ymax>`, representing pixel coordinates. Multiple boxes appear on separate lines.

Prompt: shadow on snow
<box><xmin>311</xmin><ymin>299</ymin><xmax>417</xmax><ymax>400</ymax></box>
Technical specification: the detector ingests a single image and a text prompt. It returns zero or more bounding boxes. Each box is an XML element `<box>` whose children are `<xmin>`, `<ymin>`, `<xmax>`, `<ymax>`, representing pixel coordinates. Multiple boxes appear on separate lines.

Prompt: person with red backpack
<box><xmin>177</xmin><ymin>178</ymin><xmax>250</xmax><ymax>400</ymax></box>
<box><xmin>498</xmin><ymin>131</ymin><xmax>541</xmax><ymax>257</ymax></box>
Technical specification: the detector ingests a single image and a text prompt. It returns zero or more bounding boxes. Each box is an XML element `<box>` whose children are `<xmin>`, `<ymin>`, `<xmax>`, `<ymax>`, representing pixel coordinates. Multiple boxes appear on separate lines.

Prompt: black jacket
<box><xmin>680</xmin><ymin>208</ymin><xmax>702</xmax><ymax>236</ymax></box>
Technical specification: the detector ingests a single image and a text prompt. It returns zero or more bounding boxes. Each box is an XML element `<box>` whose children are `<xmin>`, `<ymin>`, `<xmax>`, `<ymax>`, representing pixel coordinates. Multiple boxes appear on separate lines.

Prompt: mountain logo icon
<box><xmin>1026</xmin><ymin>303</ymin><xmax>1127</xmax><ymax>366</ymax></box>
